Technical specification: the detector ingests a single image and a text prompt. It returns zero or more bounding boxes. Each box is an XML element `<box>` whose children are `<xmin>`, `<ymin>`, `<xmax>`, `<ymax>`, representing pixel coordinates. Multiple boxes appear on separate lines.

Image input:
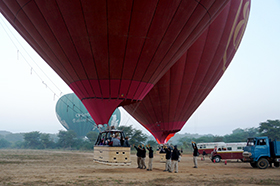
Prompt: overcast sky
<box><xmin>0</xmin><ymin>1</ymin><xmax>279</xmax><ymax>136</ymax></box>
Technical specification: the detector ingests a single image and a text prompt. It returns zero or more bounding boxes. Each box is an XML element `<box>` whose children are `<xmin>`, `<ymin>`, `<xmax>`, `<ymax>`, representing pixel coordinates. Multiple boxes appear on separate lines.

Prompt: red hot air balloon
<box><xmin>0</xmin><ymin>0</ymin><xmax>229</xmax><ymax>126</ymax></box>
<box><xmin>123</xmin><ymin>0</ymin><xmax>251</xmax><ymax>144</ymax></box>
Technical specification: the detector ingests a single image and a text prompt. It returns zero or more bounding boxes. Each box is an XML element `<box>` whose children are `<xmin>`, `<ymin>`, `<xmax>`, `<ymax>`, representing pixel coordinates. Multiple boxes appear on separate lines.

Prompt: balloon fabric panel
<box><xmin>123</xmin><ymin>0</ymin><xmax>251</xmax><ymax>143</ymax></box>
<box><xmin>0</xmin><ymin>0</ymin><xmax>229</xmax><ymax>125</ymax></box>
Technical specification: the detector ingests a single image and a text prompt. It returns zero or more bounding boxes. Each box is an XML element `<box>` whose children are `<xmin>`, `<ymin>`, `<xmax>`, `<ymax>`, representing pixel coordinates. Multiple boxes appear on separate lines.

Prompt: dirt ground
<box><xmin>0</xmin><ymin>149</ymin><xmax>280</xmax><ymax>186</ymax></box>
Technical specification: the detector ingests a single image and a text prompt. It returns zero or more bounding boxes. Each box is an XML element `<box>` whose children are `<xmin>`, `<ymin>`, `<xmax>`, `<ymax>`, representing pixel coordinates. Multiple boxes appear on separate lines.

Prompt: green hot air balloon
<box><xmin>56</xmin><ymin>93</ymin><xmax>121</xmax><ymax>138</ymax></box>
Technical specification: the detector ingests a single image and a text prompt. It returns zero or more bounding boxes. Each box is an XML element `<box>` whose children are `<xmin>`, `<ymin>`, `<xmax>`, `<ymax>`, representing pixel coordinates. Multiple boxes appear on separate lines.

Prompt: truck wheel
<box><xmin>213</xmin><ymin>156</ymin><xmax>221</xmax><ymax>163</ymax></box>
<box><xmin>257</xmin><ymin>158</ymin><xmax>269</xmax><ymax>169</ymax></box>
<box><xmin>274</xmin><ymin>162</ymin><xmax>279</xmax><ymax>167</ymax></box>
<box><xmin>250</xmin><ymin>162</ymin><xmax>257</xmax><ymax>168</ymax></box>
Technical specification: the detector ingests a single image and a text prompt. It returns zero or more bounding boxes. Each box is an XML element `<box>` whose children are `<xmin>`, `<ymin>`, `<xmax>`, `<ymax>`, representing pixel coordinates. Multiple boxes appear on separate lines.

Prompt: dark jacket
<box><xmin>164</xmin><ymin>147</ymin><xmax>171</xmax><ymax>159</ymax></box>
<box><xmin>138</xmin><ymin>147</ymin><xmax>146</xmax><ymax>158</ymax></box>
<box><xmin>146</xmin><ymin>147</ymin><xmax>153</xmax><ymax>158</ymax></box>
<box><xmin>134</xmin><ymin>146</ymin><xmax>141</xmax><ymax>157</ymax></box>
<box><xmin>192</xmin><ymin>143</ymin><xmax>199</xmax><ymax>157</ymax></box>
<box><xmin>171</xmin><ymin>148</ymin><xmax>181</xmax><ymax>160</ymax></box>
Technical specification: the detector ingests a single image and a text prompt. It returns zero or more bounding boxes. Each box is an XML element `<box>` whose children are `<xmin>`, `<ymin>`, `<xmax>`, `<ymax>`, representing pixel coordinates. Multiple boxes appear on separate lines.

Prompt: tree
<box><xmin>0</xmin><ymin>138</ymin><xmax>11</xmax><ymax>148</ymax></box>
<box><xmin>246</xmin><ymin>127</ymin><xmax>259</xmax><ymax>138</ymax></box>
<box><xmin>117</xmin><ymin>125</ymin><xmax>134</xmax><ymax>137</ymax></box>
<box><xmin>86</xmin><ymin>131</ymin><xmax>99</xmax><ymax>144</ymax></box>
<box><xmin>213</xmin><ymin>135</ymin><xmax>224</xmax><ymax>142</ymax></box>
<box><xmin>146</xmin><ymin>140</ymin><xmax>158</xmax><ymax>150</ymax></box>
<box><xmin>118</xmin><ymin>125</ymin><xmax>147</xmax><ymax>147</ymax></box>
<box><xmin>23</xmin><ymin>131</ymin><xmax>42</xmax><ymax>149</ymax></box>
<box><xmin>57</xmin><ymin>130</ymin><xmax>77</xmax><ymax>149</ymax></box>
<box><xmin>178</xmin><ymin>137</ymin><xmax>192</xmax><ymax>152</ymax></box>
<box><xmin>40</xmin><ymin>133</ymin><xmax>55</xmax><ymax>149</ymax></box>
<box><xmin>259</xmin><ymin>120</ymin><xmax>280</xmax><ymax>140</ymax></box>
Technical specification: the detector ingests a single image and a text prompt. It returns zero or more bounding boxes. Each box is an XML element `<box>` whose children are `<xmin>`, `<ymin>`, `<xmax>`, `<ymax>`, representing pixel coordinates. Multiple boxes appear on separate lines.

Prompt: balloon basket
<box><xmin>93</xmin><ymin>146</ymin><xmax>131</xmax><ymax>166</ymax></box>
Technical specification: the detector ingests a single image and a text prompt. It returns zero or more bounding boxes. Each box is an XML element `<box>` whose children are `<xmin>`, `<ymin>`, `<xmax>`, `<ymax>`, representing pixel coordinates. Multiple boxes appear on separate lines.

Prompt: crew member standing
<box><xmin>140</xmin><ymin>144</ymin><xmax>146</xmax><ymax>169</ymax></box>
<box><xmin>171</xmin><ymin>145</ymin><xmax>181</xmax><ymax>173</ymax></box>
<box><xmin>146</xmin><ymin>144</ymin><xmax>153</xmax><ymax>171</ymax></box>
<box><xmin>192</xmin><ymin>141</ymin><xmax>199</xmax><ymax>168</ymax></box>
<box><xmin>134</xmin><ymin>144</ymin><xmax>142</xmax><ymax>168</ymax></box>
<box><xmin>163</xmin><ymin>145</ymin><xmax>172</xmax><ymax>172</ymax></box>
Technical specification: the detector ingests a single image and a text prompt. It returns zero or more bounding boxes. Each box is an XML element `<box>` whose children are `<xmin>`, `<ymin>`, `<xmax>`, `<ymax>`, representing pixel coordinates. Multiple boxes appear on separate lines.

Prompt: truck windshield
<box><xmin>247</xmin><ymin>138</ymin><xmax>255</xmax><ymax>146</ymax></box>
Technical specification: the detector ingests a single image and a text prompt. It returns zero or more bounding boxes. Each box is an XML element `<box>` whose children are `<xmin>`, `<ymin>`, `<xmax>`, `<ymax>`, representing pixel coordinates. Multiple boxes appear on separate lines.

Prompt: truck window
<box><xmin>247</xmin><ymin>138</ymin><xmax>255</xmax><ymax>146</ymax></box>
<box><xmin>227</xmin><ymin>147</ymin><xmax>232</xmax><ymax>150</ymax></box>
<box><xmin>237</xmin><ymin>147</ymin><xmax>242</xmax><ymax>150</ymax></box>
<box><xmin>257</xmin><ymin>139</ymin><xmax>266</xmax><ymax>145</ymax></box>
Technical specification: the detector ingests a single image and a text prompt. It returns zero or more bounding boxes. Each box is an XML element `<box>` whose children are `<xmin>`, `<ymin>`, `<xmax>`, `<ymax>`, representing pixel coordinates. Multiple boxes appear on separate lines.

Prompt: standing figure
<box><xmin>140</xmin><ymin>144</ymin><xmax>146</xmax><ymax>169</ymax></box>
<box><xmin>192</xmin><ymin>141</ymin><xmax>199</xmax><ymax>168</ymax></box>
<box><xmin>134</xmin><ymin>144</ymin><xmax>142</xmax><ymax>168</ymax></box>
<box><xmin>112</xmin><ymin>134</ymin><xmax>121</xmax><ymax>146</ymax></box>
<box><xmin>171</xmin><ymin>145</ymin><xmax>181</xmax><ymax>173</ymax></box>
<box><xmin>202</xmin><ymin>150</ymin><xmax>206</xmax><ymax>161</ymax></box>
<box><xmin>123</xmin><ymin>137</ymin><xmax>130</xmax><ymax>147</ymax></box>
<box><xmin>163</xmin><ymin>145</ymin><xmax>172</xmax><ymax>172</ymax></box>
<box><xmin>146</xmin><ymin>144</ymin><xmax>153</xmax><ymax>171</ymax></box>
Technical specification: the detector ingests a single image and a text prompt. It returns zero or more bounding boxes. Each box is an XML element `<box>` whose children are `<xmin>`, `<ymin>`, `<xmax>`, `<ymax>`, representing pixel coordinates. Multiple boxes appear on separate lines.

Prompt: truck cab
<box><xmin>243</xmin><ymin>136</ymin><xmax>280</xmax><ymax>169</ymax></box>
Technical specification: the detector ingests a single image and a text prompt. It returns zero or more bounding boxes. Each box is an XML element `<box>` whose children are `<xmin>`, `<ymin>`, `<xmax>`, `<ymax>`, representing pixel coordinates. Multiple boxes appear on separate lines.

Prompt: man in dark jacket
<box><xmin>192</xmin><ymin>141</ymin><xmax>198</xmax><ymax>168</ymax></box>
<box><xmin>140</xmin><ymin>144</ymin><xmax>146</xmax><ymax>169</ymax></box>
<box><xmin>163</xmin><ymin>145</ymin><xmax>172</xmax><ymax>172</ymax></box>
<box><xmin>146</xmin><ymin>144</ymin><xmax>153</xmax><ymax>171</ymax></box>
<box><xmin>134</xmin><ymin>144</ymin><xmax>142</xmax><ymax>168</ymax></box>
<box><xmin>171</xmin><ymin>145</ymin><xmax>181</xmax><ymax>173</ymax></box>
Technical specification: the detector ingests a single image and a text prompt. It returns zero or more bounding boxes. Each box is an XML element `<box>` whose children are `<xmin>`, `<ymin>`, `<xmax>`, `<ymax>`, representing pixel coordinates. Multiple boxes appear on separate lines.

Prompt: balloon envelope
<box><xmin>0</xmin><ymin>0</ymin><xmax>229</xmax><ymax>125</ymax></box>
<box><xmin>123</xmin><ymin>0</ymin><xmax>251</xmax><ymax>144</ymax></box>
<box><xmin>56</xmin><ymin>93</ymin><xmax>121</xmax><ymax>138</ymax></box>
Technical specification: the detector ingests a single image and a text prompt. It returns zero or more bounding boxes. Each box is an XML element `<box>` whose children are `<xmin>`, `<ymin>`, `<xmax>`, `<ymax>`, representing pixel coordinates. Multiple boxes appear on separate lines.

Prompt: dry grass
<box><xmin>0</xmin><ymin>149</ymin><xmax>280</xmax><ymax>185</ymax></box>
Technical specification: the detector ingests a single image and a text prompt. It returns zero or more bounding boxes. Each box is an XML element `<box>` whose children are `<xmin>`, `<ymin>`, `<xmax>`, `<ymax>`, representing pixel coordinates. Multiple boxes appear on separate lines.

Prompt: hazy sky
<box><xmin>0</xmin><ymin>1</ymin><xmax>279</xmax><ymax>136</ymax></box>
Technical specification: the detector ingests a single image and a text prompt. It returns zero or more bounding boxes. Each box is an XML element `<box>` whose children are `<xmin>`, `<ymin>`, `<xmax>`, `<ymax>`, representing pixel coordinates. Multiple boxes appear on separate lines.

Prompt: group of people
<box><xmin>163</xmin><ymin>145</ymin><xmax>182</xmax><ymax>173</ymax></box>
<box><xmin>134</xmin><ymin>144</ymin><xmax>154</xmax><ymax>171</ymax></box>
<box><xmin>134</xmin><ymin>144</ymin><xmax>182</xmax><ymax>173</ymax></box>
<box><xmin>163</xmin><ymin>141</ymin><xmax>199</xmax><ymax>171</ymax></box>
<box><xmin>97</xmin><ymin>133</ymin><xmax>130</xmax><ymax>147</ymax></box>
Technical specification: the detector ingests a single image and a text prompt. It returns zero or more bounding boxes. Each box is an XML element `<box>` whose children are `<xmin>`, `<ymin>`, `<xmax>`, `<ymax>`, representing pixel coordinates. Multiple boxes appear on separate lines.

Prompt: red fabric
<box><xmin>124</xmin><ymin>0</ymin><xmax>251</xmax><ymax>144</ymax></box>
<box><xmin>0</xmin><ymin>0</ymin><xmax>229</xmax><ymax>125</ymax></box>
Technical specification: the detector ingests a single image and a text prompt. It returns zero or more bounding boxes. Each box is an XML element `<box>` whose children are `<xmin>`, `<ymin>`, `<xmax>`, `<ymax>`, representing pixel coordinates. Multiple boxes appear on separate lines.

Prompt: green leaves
<box><xmin>259</xmin><ymin>120</ymin><xmax>280</xmax><ymax>140</ymax></box>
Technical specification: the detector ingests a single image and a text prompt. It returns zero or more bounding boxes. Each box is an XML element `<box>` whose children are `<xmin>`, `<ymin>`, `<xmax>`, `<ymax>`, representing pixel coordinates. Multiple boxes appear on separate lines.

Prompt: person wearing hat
<box><xmin>171</xmin><ymin>145</ymin><xmax>181</xmax><ymax>173</ymax></box>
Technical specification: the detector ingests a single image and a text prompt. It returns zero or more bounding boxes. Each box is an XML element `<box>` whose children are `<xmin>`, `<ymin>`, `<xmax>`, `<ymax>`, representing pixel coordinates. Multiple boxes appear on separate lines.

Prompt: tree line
<box><xmin>0</xmin><ymin>119</ymin><xmax>279</xmax><ymax>151</ymax></box>
<box><xmin>177</xmin><ymin>119</ymin><xmax>280</xmax><ymax>151</ymax></box>
<box><xmin>0</xmin><ymin>125</ymin><xmax>150</xmax><ymax>150</ymax></box>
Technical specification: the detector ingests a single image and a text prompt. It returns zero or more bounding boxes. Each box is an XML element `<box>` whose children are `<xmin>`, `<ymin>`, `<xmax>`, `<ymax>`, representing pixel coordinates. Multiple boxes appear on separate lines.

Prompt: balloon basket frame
<box><xmin>93</xmin><ymin>146</ymin><xmax>131</xmax><ymax>166</ymax></box>
<box><xmin>157</xmin><ymin>151</ymin><xmax>166</xmax><ymax>163</ymax></box>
